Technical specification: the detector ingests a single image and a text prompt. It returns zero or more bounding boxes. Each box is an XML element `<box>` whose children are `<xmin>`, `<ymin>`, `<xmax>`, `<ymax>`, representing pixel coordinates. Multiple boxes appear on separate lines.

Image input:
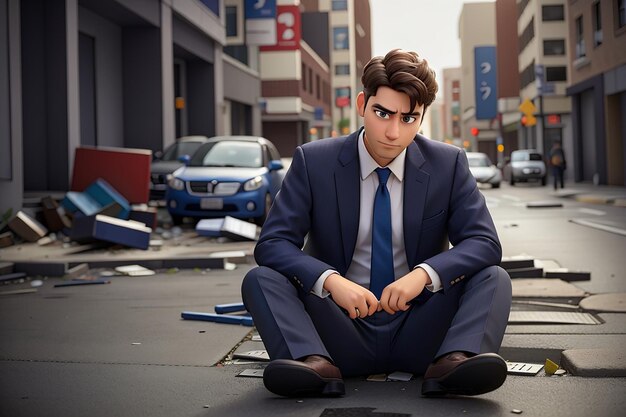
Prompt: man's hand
<box><xmin>378</xmin><ymin>267</ymin><xmax>432</xmax><ymax>314</ymax></box>
<box><xmin>324</xmin><ymin>273</ymin><xmax>379</xmax><ymax>319</ymax></box>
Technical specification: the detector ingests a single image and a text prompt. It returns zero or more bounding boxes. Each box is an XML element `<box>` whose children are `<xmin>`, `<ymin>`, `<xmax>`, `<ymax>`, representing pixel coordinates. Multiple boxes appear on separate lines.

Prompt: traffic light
<box><xmin>470</xmin><ymin>127</ymin><xmax>480</xmax><ymax>137</ymax></box>
<box><xmin>497</xmin><ymin>144</ymin><xmax>504</xmax><ymax>153</ymax></box>
<box><xmin>521</xmin><ymin>115</ymin><xmax>527</xmax><ymax>126</ymax></box>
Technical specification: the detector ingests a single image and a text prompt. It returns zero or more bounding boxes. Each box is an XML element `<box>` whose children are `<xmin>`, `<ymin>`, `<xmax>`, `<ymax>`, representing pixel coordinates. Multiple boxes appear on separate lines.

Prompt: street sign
<box><xmin>518</xmin><ymin>99</ymin><xmax>536</xmax><ymax>115</ymax></box>
<box><xmin>525</xmin><ymin>115</ymin><xmax>537</xmax><ymax>126</ymax></box>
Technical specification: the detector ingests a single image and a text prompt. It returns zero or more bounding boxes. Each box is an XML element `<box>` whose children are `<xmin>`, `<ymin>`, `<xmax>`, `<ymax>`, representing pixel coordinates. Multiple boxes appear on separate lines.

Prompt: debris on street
<box><xmin>544</xmin><ymin>358</ymin><xmax>560</xmax><ymax>375</ymax></box>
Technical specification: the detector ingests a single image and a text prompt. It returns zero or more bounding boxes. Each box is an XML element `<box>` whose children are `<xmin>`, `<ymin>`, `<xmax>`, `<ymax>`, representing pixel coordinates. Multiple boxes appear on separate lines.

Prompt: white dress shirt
<box><xmin>311</xmin><ymin>131</ymin><xmax>442</xmax><ymax>297</ymax></box>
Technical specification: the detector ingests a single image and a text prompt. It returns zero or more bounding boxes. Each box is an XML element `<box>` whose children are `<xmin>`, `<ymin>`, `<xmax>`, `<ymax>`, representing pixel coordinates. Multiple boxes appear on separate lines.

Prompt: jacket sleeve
<box><xmin>423</xmin><ymin>149</ymin><xmax>502</xmax><ymax>292</ymax></box>
<box><xmin>254</xmin><ymin>146</ymin><xmax>336</xmax><ymax>293</ymax></box>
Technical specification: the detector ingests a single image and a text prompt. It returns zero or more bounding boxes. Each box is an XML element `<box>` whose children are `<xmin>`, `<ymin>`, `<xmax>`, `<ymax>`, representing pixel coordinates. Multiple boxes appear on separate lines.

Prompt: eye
<box><xmin>374</xmin><ymin>110</ymin><xmax>390</xmax><ymax>119</ymax></box>
<box><xmin>402</xmin><ymin>115</ymin><xmax>417</xmax><ymax>124</ymax></box>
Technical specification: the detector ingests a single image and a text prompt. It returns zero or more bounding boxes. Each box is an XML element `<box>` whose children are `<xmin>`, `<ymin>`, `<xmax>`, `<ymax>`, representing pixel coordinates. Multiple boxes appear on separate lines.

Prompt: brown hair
<box><xmin>361</xmin><ymin>49</ymin><xmax>438</xmax><ymax>113</ymax></box>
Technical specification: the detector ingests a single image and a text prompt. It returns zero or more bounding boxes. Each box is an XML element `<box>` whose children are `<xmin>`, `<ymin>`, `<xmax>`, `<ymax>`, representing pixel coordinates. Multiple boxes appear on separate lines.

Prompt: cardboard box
<box><xmin>195</xmin><ymin>216</ymin><xmax>257</xmax><ymax>241</ymax></box>
<box><xmin>0</xmin><ymin>232</ymin><xmax>14</xmax><ymax>248</ymax></box>
<box><xmin>8</xmin><ymin>211</ymin><xmax>48</xmax><ymax>242</ymax></box>
<box><xmin>41</xmin><ymin>196</ymin><xmax>72</xmax><ymax>231</ymax></box>
<box><xmin>85</xmin><ymin>179</ymin><xmax>130</xmax><ymax>219</ymax></box>
<box><xmin>69</xmin><ymin>214</ymin><xmax>152</xmax><ymax>250</ymax></box>
<box><xmin>62</xmin><ymin>179</ymin><xmax>130</xmax><ymax>220</ymax></box>
<box><xmin>129</xmin><ymin>206</ymin><xmax>158</xmax><ymax>229</ymax></box>
<box><xmin>71</xmin><ymin>146</ymin><xmax>151</xmax><ymax>204</ymax></box>
<box><xmin>62</xmin><ymin>192</ymin><xmax>102</xmax><ymax>217</ymax></box>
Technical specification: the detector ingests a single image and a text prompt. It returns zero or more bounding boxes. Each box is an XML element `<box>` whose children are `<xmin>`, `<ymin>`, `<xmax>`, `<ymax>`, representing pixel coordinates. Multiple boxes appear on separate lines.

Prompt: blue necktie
<box><xmin>370</xmin><ymin>168</ymin><xmax>394</xmax><ymax>298</ymax></box>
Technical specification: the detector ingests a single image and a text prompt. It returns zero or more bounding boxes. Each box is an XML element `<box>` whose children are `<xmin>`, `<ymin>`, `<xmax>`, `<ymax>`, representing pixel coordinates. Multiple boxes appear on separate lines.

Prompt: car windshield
<box><xmin>512</xmin><ymin>152</ymin><xmax>543</xmax><ymax>162</ymax></box>
<box><xmin>190</xmin><ymin>141</ymin><xmax>263</xmax><ymax>168</ymax></box>
<box><xmin>161</xmin><ymin>142</ymin><xmax>204</xmax><ymax>161</ymax></box>
<box><xmin>468</xmin><ymin>156</ymin><xmax>491</xmax><ymax>167</ymax></box>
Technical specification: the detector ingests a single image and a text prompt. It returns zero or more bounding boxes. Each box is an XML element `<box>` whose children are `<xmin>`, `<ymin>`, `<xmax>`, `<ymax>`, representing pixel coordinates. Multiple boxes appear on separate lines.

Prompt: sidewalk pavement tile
<box><xmin>561</xmin><ymin>349</ymin><xmax>626</xmax><ymax>377</ymax></box>
<box><xmin>580</xmin><ymin>293</ymin><xmax>626</xmax><ymax>312</ymax></box>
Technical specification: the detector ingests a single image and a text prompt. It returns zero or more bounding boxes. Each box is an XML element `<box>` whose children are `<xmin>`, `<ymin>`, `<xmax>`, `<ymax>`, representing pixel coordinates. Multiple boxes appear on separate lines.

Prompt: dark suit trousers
<box><xmin>241</xmin><ymin>265</ymin><xmax>512</xmax><ymax>377</ymax></box>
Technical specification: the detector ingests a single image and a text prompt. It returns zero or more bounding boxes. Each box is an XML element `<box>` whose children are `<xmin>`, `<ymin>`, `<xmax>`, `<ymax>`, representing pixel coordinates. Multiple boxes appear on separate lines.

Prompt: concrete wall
<box><xmin>21</xmin><ymin>0</ymin><xmax>70</xmax><ymax>191</ymax></box>
<box><xmin>78</xmin><ymin>6</ymin><xmax>124</xmax><ymax>147</ymax></box>
<box><xmin>0</xmin><ymin>0</ymin><xmax>23</xmax><ymax>220</ymax></box>
<box><xmin>122</xmin><ymin>27</ymin><xmax>163</xmax><ymax>150</ymax></box>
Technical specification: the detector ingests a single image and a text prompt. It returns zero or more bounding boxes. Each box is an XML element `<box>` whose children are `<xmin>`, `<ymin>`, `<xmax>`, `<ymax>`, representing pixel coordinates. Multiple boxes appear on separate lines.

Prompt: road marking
<box><xmin>570</xmin><ymin>218</ymin><xmax>626</xmax><ymax>237</ymax></box>
<box><xmin>577</xmin><ymin>208</ymin><xmax>605</xmax><ymax>216</ymax></box>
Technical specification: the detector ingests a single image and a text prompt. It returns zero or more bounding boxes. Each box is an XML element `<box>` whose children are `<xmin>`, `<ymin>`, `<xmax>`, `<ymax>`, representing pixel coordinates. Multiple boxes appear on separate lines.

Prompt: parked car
<box><xmin>466</xmin><ymin>152</ymin><xmax>501</xmax><ymax>188</ymax></box>
<box><xmin>150</xmin><ymin>136</ymin><xmax>210</xmax><ymax>200</ymax></box>
<box><xmin>165</xmin><ymin>136</ymin><xmax>285</xmax><ymax>225</ymax></box>
<box><xmin>509</xmin><ymin>149</ymin><xmax>547</xmax><ymax>186</ymax></box>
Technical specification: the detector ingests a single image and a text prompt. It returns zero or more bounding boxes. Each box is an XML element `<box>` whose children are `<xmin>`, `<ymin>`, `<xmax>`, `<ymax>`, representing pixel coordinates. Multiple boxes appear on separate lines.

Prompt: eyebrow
<box><xmin>372</xmin><ymin>103</ymin><xmax>420</xmax><ymax>116</ymax></box>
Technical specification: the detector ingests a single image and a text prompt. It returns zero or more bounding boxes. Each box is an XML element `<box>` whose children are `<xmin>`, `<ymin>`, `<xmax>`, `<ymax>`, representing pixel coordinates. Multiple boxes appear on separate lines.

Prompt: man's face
<box><xmin>357</xmin><ymin>86</ymin><xmax>424</xmax><ymax>167</ymax></box>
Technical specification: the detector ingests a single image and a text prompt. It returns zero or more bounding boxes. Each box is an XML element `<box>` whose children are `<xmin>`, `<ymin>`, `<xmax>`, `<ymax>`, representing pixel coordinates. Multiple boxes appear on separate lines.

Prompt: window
<box><xmin>517</xmin><ymin>0</ymin><xmax>530</xmax><ymax>17</ymax></box>
<box><xmin>308</xmin><ymin>67</ymin><xmax>313</xmax><ymax>94</ymax></box>
<box><xmin>335</xmin><ymin>64</ymin><xmax>350</xmax><ymax>75</ymax></box>
<box><xmin>576</xmin><ymin>16</ymin><xmax>586</xmax><ymax>58</ymax></box>
<box><xmin>593</xmin><ymin>2</ymin><xmax>603</xmax><ymax>46</ymax></box>
<box><xmin>316</xmin><ymin>75</ymin><xmax>321</xmax><ymax>100</ymax></box>
<box><xmin>199</xmin><ymin>0</ymin><xmax>220</xmax><ymax>17</ymax></box>
<box><xmin>302</xmin><ymin>63</ymin><xmax>307</xmax><ymax>90</ymax></box>
<box><xmin>546</xmin><ymin>66</ymin><xmax>567</xmax><ymax>82</ymax></box>
<box><xmin>543</xmin><ymin>39</ymin><xmax>566</xmax><ymax>55</ymax></box>
<box><xmin>333</xmin><ymin>27</ymin><xmax>349</xmax><ymax>50</ymax></box>
<box><xmin>224</xmin><ymin>45</ymin><xmax>248</xmax><ymax>65</ymax></box>
<box><xmin>519</xmin><ymin>60</ymin><xmax>536</xmax><ymax>90</ymax></box>
<box><xmin>618</xmin><ymin>0</ymin><xmax>626</xmax><ymax>29</ymax></box>
<box><xmin>332</xmin><ymin>0</ymin><xmax>348</xmax><ymax>11</ymax></box>
<box><xmin>226</xmin><ymin>6</ymin><xmax>237</xmax><ymax>37</ymax></box>
<box><xmin>542</xmin><ymin>5</ymin><xmax>564</xmax><ymax>21</ymax></box>
<box><xmin>519</xmin><ymin>17</ymin><xmax>535</xmax><ymax>53</ymax></box>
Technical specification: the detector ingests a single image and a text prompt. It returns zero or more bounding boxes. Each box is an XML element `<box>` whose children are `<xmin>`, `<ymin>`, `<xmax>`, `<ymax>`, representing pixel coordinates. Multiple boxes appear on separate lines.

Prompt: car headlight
<box><xmin>167</xmin><ymin>175</ymin><xmax>185</xmax><ymax>190</ymax></box>
<box><xmin>243</xmin><ymin>176</ymin><xmax>263</xmax><ymax>191</ymax></box>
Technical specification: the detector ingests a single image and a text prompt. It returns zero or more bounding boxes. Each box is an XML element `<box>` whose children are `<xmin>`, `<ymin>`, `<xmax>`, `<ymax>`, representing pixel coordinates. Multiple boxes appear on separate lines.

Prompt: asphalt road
<box><xmin>1</xmin><ymin>180</ymin><xmax>626</xmax><ymax>417</ymax></box>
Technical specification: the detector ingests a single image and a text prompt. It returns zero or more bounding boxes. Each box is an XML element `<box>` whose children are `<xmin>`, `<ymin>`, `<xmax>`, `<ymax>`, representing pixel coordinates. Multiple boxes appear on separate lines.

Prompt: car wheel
<box><xmin>254</xmin><ymin>193</ymin><xmax>272</xmax><ymax>226</ymax></box>
<box><xmin>510</xmin><ymin>176</ymin><xmax>515</xmax><ymax>186</ymax></box>
<box><xmin>541</xmin><ymin>176</ymin><xmax>547</xmax><ymax>186</ymax></box>
<box><xmin>171</xmin><ymin>214</ymin><xmax>183</xmax><ymax>225</ymax></box>
<box><xmin>492</xmin><ymin>182</ymin><xmax>500</xmax><ymax>189</ymax></box>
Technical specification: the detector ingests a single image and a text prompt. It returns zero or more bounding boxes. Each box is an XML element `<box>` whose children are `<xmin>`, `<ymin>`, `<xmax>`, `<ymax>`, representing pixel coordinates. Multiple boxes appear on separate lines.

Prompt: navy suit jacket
<box><xmin>254</xmin><ymin>129</ymin><xmax>502</xmax><ymax>296</ymax></box>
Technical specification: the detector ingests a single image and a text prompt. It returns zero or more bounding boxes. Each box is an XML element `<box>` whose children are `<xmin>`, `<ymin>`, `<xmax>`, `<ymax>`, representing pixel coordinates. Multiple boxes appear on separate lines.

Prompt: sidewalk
<box><xmin>551</xmin><ymin>182</ymin><xmax>626</xmax><ymax>207</ymax></box>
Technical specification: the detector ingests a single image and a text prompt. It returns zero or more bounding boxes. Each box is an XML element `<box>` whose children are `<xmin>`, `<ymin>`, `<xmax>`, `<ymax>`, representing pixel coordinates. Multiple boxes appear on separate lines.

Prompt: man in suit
<box><xmin>241</xmin><ymin>49</ymin><xmax>512</xmax><ymax>398</ymax></box>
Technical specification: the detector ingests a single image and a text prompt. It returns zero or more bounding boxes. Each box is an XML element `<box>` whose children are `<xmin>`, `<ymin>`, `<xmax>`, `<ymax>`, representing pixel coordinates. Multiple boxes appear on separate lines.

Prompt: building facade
<box><xmin>258</xmin><ymin>0</ymin><xmax>332</xmax><ymax>157</ymax></box>
<box><xmin>566</xmin><ymin>0</ymin><xmax>626</xmax><ymax>185</ymax></box>
<box><xmin>517</xmin><ymin>0</ymin><xmax>573</xmax><ymax>165</ymax></box>
<box><xmin>459</xmin><ymin>2</ymin><xmax>499</xmax><ymax>161</ymax></box>
<box><xmin>310</xmin><ymin>0</ymin><xmax>371</xmax><ymax>135</ymax></box>
<box><xmin>496</xmin><ymin>0</ymin><xmax>521</xmax><ymax>162</ymax></box>
<box><xmin>0</xmin><ymin>0</ymin><xmax>263</xmax><ymax>218</ymax></box>
<box><xmin>442</xmin><ymin>67</ymin><xmax>463</xmax><ymax>148</ymax></box>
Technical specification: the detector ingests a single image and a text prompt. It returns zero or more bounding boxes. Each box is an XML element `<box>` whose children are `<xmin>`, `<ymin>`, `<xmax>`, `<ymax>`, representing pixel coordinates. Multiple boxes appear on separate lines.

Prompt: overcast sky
<box><xmin>369</xmin><ymin>0</ymin><xmax>493</xmax><ymax>86</ymax></box>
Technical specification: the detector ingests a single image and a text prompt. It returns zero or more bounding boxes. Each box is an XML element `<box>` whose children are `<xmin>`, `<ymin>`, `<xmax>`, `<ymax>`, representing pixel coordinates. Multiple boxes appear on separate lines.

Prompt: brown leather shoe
<box><xmin>421</xmin><ymin>352</ymin><xmax>507</xmax><ymax>396</ymax></box>
<box><xmin>263</xmin><ymin>355</ymin><xmax>345</xmax><ymax>397</ymax></box>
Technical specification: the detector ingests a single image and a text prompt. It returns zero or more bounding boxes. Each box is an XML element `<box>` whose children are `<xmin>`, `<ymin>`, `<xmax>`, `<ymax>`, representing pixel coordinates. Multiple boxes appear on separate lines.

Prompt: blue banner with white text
<box><xmin>474</xmin><ymin>46</ymin><xmax>497</xmax><ymax>120</ymax></box>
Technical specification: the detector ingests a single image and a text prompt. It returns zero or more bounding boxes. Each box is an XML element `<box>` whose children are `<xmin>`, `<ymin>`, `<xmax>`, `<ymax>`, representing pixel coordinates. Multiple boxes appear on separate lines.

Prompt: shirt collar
<box><xmin>357</xmin><ymin>129</ymin><xmax>406</xmax><ymax>182</ymax></box>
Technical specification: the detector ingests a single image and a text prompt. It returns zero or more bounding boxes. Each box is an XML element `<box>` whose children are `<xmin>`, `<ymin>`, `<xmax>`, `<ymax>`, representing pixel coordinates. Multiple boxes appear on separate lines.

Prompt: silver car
<box><xmin>466</xmin><ymin>152</ymin><xmax>502</xmax><ymax>188</ymax></box>
<box><xmin>509</xmin><ymin>149</ymin><xmax>547</xmax><ymax>186</ymax></box>
<box><xmin>150</xmin><ymin>136</ymin><xmax>210</xmax><ymax>200</ymax></box>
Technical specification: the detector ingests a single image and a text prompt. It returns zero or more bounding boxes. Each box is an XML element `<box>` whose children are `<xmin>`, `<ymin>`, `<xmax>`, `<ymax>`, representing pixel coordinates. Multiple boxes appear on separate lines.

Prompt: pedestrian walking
<box><xmin>549</xmin><ymin>141</ymin><xmax>566</xmax><ymax>190</ymax></box>
<box><xmin>241</xmin><ymin>49</ymin><xmax>512</xmax><ymax>399</ymax></box>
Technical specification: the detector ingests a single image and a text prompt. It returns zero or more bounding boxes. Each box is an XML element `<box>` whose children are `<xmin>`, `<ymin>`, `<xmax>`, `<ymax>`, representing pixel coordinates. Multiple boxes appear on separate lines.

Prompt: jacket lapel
<box><xmin>336</xmin><ymin>131</ymin><xmax>361</xmax><ymax>273</ymax></box>
<box><xmin>403</xmin><ymin>139</ymin><xmax>430</xmax><ymax>268</ymax></box>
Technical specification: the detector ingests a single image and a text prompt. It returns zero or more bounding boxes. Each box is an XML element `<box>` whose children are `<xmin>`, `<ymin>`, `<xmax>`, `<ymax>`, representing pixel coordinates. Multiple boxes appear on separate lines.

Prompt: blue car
<box><xmin>165</xmin><ymin>136</ymin><xmax>285</xmax><ymax>226</ymax></box>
